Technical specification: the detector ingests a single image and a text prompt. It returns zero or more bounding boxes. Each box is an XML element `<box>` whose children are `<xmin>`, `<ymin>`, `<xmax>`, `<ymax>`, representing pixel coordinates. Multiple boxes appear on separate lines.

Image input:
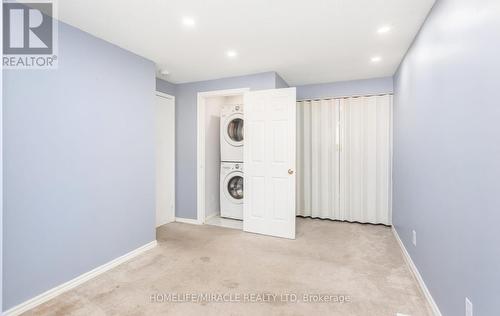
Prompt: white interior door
<box><xmin>244</xmin><ymin>88</ymin><xmax>296</xmax><ymax>239</ymax></box>
<box><xmin>155</xmin><ymin>93</ymin><xmax>175</xmax><ymax>227</ymax></box>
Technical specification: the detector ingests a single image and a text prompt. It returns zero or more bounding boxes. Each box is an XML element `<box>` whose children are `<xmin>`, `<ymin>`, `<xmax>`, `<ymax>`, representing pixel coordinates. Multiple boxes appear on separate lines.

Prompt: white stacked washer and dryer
<box><xmin>220</xmin><ymin>104</ymin><xmax>244</xmax><ymax>220</ymax></box>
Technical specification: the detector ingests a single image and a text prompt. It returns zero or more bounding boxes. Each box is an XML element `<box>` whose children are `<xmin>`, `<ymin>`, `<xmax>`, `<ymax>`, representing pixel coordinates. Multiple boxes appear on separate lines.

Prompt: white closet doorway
<box><xmin>196</xmin><ymin>87</ymin><xmax>297</xmax><ymax>239</ymax></box>
<box><xmin>297</xmin><ymin>95</ymin><xmax>392</xmax><ymax>225</ymax></box>
<box><xmin>155</xmin><ymin>92</ymin><xmax>176</xmax><ymax>227</ymax></box>
<box><xmin>196</xmin><ymin>88</ymin><xmax>249</xmax><ymax>229</ymax></box>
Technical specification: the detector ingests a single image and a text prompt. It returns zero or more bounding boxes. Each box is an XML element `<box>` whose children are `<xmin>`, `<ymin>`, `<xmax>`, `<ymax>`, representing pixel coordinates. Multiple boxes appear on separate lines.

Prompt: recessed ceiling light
<box><xmin>159</xmin><ymin>69</ymin><xmax>170</xmax><ymax>76</ymax></box>
<box><xmin>182</xmin><ymin>17</ymin><xmax>196</xmax><ymax>27</ymax></box>
<box><xmin>377</xmin><ymin>25</ymin><xmax>392</xmax><ymax>34</ymax></box>
<box><xmin>226</xmin><ymin>50</ymin><xmax>238</xmax><ymax>58</ymax></box>
<box><xmin>371</xmin><ymin>56</ymin><xmax>382</xmax><ymax>63</ymax></box>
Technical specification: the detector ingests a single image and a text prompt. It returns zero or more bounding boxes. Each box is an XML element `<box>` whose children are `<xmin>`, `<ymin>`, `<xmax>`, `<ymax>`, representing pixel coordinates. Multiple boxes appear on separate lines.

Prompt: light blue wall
<box><xmin>175</xmin><ymin>72</ymin><xmax>279</xmax><ymax>219</ymax></box>
<box><xmin>296</xmin><ymin>77</ymin><xmax>393</xmax><ymax>100</ymax></box>
<box><xmin>2</xmin><ymin>22</ymin><xmax>156</xmax><ymax>310</ymax></box>
<box><xmin>156</xmin><ymin>78</ymin><xmax>176</xmax><ymax>96</ymax></box>
<box><xmin>393</xmin><ymin>0</ymin><xmax>500</xmax><ymax>315</ymax></box>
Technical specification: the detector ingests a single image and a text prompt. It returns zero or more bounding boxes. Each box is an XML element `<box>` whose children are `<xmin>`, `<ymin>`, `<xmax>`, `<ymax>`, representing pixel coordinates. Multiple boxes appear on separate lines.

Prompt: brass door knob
<box><xmin>288</xmin><ymin>169</ymin><xmax>294</xmax><ymax>175</ymax></box>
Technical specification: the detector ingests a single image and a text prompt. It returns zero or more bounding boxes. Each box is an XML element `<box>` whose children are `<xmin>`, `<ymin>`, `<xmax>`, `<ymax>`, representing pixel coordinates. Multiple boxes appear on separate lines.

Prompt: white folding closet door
<box><xmin>244</xmin><ymin>88</ymin><xmax>296</xmax><ymax>239</ymax></box>
<box><xmin>339</xmin><ymin>95</ymin><xmax>392</xmax><ymax>225</ymax></box>
<box><xmin>297</xmin><ymin>99</ymin><xmax>341</xmax><ymax>219</ymax></box>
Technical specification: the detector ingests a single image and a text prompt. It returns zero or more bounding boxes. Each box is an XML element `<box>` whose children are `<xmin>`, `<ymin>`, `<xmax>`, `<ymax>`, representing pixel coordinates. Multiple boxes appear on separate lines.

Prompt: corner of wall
<box><xmin>274</xmin><ymin>72</ymin><xmax>289</xmax><ymax>88</ymax></box>
<box><xmin>156</xmin><ymin>78</ymin><xmax>176</xmax><ymax>96</ymax></box>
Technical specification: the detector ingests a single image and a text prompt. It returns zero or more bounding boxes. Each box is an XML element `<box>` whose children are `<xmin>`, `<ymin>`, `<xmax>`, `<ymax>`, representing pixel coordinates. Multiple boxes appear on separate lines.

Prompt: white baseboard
<box><xmin>156</xmin><ymin>217</ymin><xmax>175</xmax><ymax>228</ymax></box>
<box><xmin>4</xmin><ymin>240</ymin><xmax>157</xmax><ymax>316</ymax></box>
<box><xmin>175</xmin><ymin>217</ymin><xmax>202</xmax><ymax>225</ymax></box>
<box><xmin>392</xmin><ymin>227</ymin><xmax>442</xmax><ymax>316</ymax></box>
<box><xmin>204</xmin><ymin>213</ymin><xmax>218</xmax><ymax>222</ymax></box>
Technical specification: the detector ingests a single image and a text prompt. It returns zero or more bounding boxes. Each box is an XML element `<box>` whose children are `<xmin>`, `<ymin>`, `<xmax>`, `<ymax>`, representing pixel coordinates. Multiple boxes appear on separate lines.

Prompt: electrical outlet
<box><xmin>412</xmin><ymin>230</ymin><xmax>417</xmax><ymax>246</ymax></box>
<box><xmin>465</xmin><ymin>297</ymin><xmax>473</xmax><ymax>316</ymax></box>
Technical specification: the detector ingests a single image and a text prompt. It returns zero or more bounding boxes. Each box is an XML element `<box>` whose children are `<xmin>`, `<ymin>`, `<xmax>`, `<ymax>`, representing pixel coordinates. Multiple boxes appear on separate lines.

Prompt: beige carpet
<box><xmin>25</xmin><ymin>218</ymin><xmax>432</xmax><ymax>315</ymax></box>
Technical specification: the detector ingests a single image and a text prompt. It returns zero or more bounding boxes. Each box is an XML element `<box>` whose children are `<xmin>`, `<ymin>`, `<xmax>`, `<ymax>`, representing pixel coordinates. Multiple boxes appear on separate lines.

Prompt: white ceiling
<box><xmin>58</xmin><ymin>0</ymin><xmax>435</xmax><ymax>85</ymax></box>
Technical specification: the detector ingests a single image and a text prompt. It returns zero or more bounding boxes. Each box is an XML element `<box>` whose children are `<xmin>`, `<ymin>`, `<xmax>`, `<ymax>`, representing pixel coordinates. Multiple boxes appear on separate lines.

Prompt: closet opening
<box><xmin>196</xmin><ymin>88</ymin><xmax>249</xmax><ymax>230</ymax></box>
<box><xmin>296</xmin><ymin>94</ymin><xmax>393</xmax><ymax>225</ymax></box>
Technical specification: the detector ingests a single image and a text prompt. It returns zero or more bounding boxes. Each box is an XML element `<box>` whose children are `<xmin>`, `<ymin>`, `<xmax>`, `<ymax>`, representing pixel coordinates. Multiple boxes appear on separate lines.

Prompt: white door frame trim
<box><xmin>197</xmin><ymin>88</ymin><xmax>250</xmax><ymax>224</ymax></box>
<box><xmin>155</xmin><ymin>91</ymin><xmax>175</xmax><ymax>227</ymax></box>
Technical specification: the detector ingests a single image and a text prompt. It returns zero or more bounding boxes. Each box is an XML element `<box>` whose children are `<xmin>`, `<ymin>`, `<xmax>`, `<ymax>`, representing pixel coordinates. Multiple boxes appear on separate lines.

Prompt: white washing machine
<box><xmin>220</xmin><ymin>162</ymin><xmax>243</xmax><ymax>220</ymax></box>
<box><xmin>220</xmin><ymin>104</ymin><xmax>243</xmax><ymax>162</ymax></box>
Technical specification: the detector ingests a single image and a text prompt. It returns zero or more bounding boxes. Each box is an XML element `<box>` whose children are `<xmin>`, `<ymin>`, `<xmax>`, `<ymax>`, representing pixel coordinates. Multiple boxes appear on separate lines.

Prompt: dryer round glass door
<box><xmin>228</xmin><ymin>175</ymin><xmax>243</xmax><ymax>199</ymax></box>
<box><xmin>228</xmin><ymin>118</ymin><xmax>243</xmax><ymax>142</ymax></box>
<box><xmin>223</xmin><ymin>114</ymin><xmax>244</xmax><ymax>147</ymax></box>
<box><xmin>224</xmin><ymin>172</ymin><xmax>244</xmax><ymax>204</ymax></box>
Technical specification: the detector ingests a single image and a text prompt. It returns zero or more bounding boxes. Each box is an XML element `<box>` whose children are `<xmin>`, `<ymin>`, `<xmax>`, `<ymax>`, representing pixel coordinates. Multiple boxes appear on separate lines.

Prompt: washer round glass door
<box><xmin>223</xmin><ymin>113</ymin><xmax>244</xmax><ymax>147</ymax></box>
<box><xmin>224</xmin><ymin>171</ymin><xmax>244</xmax><ymax>204</ymax></box>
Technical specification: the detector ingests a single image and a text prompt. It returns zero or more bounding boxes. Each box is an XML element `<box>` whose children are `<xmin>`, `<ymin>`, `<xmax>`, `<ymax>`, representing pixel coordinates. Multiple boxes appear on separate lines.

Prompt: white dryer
<box><xmin>220</xmin><ymin>162</ymin><xmax>243</xmax><ymax>220</ymax></box>
<box><xmin>220</xmin><ymin>104</ymin><xmax>243</xmax><ymax>162</ymax></box>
